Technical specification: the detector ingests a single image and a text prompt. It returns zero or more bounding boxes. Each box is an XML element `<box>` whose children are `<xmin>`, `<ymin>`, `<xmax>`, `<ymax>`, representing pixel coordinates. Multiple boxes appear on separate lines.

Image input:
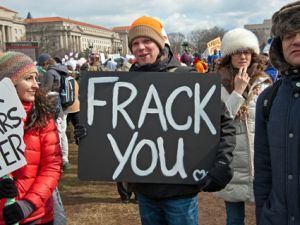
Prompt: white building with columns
<box><xmin>0</xmin><ymin>6</ymin><xmax>26</xmax><ymax>51</ymax></box>
<box><xmin>0</xmin><ymin>5</ymin><xmax>130</xmax><ymax>58</ymax></box>
<box><xmin>25</xmin><ymin>17</ymin><xmax>123</xmax><ymax>57</ymax></box>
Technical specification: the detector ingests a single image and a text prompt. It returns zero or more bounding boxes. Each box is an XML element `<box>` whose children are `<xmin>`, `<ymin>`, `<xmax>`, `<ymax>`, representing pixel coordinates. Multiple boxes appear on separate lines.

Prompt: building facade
<box><xmin>244</xmin><ymin>19</ymin><xmax>272</xmax><ymax>49</ymax></box>
<box><xmin>112</xmin><ymin>26</ymin><xmax>130</xmax><ymax>55</ymax></box>
<box><xmin>0</xmin><ymin>6</ymin><xmax>26</xmax><ymax>51</ymax></box>
<box><xmin>25</xmin><ymin>17</ymin><xmax>124</xmax><ymax>58</ymax></box>
<box><xmin>0</xmin><ymin>5</ymin><xmax>130</xmax><ymax>59</ymax></box>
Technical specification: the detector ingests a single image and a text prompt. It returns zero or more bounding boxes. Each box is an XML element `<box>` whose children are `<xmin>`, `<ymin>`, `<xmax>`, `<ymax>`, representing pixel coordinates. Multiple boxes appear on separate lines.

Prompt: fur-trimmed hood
<box><xmin>269</xmin><ymin>1</ymin><xmax>300</xmax><ymax>73</ymax></box>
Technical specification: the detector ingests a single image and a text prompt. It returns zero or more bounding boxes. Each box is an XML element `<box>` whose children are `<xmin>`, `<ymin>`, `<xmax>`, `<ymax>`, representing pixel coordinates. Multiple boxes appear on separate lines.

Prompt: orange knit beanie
<box><xmin>128</xmin><ymin>16</ymin><xmax>165</xmax><ymax>50</ymax></box>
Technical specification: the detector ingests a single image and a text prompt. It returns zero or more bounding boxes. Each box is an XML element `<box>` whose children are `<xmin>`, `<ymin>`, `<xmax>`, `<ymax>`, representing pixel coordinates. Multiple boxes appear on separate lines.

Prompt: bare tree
<box><xmin>188</xmin><ymin>26</ymin><xmax>226</xmax><ymax>54</ymax></box>
<box><xmin>168</xmin><ymin>32</ymin><xmax>185</xmax><ymax>55</ymax></box>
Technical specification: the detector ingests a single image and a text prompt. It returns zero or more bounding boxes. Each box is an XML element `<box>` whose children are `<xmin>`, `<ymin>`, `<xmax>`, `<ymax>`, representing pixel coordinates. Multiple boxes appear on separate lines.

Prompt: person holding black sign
<box><xmin>75</xmin><ymin>15</ymin><xmax>235</xmax><ymax>225</ymax></box>
<box><xmin>214</xmin><ymin>28</ymin><xmax>272</xmax><ymax>225</ymax></box>
<box><xmin>0</xmin><ymin>52</ymin><xmax>62</xmax><ymax>225</ymax></box>
<box><xmin>126</xmin><ymin>16</ymin><xmax>235</xmax><ymax>225</ymax></box>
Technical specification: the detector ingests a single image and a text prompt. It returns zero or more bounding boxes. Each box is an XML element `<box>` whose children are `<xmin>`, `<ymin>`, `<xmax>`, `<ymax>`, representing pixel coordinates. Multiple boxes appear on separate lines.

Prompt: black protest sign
<box><xmin>78</xmin><ymin>71</ymin><xmax>221</xmax><ymax>184</ymax></box>
<box><xmin>0</xmin><ymin>78</ymin><xmax>27</xmax><ymax>177</ymax></box>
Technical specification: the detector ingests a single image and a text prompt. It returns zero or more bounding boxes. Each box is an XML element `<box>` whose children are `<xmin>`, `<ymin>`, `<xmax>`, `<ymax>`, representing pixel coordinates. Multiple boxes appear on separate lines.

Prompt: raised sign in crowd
<box><xmin>0</xmin><ymin>1</ymin><xmax>300</xmax><ymax>225</ymax></box>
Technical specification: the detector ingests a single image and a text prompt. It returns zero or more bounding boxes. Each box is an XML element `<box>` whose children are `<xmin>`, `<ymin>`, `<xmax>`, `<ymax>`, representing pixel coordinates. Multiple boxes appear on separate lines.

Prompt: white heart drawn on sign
<box><xmin>193</xmin><ymin>169</ymin><xmax>208</xmax><ymax>182</ymax></box>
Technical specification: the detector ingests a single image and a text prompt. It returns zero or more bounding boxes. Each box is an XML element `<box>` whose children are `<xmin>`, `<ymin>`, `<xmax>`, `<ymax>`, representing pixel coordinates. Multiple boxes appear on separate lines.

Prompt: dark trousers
<box><xmin>67</xmin><ymin>111</ymin><xmax>80</xmax><ymax>128</ymax></box>
<box><xmin>225</xmin><ymin>201</ymin><xmax>245</xmax><ymax>225</ymax></box>
<box><xmin>117</xmin><ymin>182</ymin><xmax>132</xmax><ymax>200</ymax></box>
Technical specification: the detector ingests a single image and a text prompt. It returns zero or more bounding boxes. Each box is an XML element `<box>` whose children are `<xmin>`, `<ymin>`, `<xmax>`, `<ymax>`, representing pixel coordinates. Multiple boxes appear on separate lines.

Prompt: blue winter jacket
<box><xmin>254</xmin><ymin>74</ymin><xmax>300</xmax><ymax>225</ymax></box>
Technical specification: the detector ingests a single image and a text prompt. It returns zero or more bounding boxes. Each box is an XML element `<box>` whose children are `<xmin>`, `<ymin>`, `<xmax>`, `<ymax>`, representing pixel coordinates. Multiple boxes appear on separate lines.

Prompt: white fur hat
<box><xmin>221</xmin><ymin>28</ymin><xmax>260</xmax><ymax>57</ymax></box>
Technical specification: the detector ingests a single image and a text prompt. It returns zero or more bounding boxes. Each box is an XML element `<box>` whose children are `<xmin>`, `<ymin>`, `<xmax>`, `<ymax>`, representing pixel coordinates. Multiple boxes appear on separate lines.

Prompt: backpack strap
<box><xmin>263</xmin><ymin>79</ymin><xmax>282</xmax><ymax>122</ymax></box>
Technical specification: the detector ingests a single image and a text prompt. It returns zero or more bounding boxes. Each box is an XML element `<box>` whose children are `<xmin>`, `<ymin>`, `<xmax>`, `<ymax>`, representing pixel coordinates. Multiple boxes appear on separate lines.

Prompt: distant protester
<box><xmin>193</xmin><ymin>53</ymin><xmax>208</xmax><ymax>73</ymax></box>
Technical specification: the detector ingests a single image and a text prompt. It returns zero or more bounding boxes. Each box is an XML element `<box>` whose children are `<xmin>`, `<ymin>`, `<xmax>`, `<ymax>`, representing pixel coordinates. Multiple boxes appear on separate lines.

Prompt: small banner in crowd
<box><xmin>207</xmin><ymin>37</ymin><xmax>221</xmax><ymax>55</ymax></box>
<box><xmin>0</xmin><ymin>78</ymin><xmax>27</xmax><ymax>177</ymax></box>
<box><xmin>78</xmin><ymin>71</ymin><xmax>221</xmax><ymax>184</ymax></box>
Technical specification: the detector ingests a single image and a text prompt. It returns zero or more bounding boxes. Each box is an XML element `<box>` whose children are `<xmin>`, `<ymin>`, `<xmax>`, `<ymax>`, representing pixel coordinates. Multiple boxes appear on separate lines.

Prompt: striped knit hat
<box><xmin>128</xmin><ymin>16</ymin><xmax>165</xmax><ymax>51</ymax></box>
<box><xmin>0</xmin><ymin>51</ymin><xmax>37</xmax><ymax>84</ymax></box>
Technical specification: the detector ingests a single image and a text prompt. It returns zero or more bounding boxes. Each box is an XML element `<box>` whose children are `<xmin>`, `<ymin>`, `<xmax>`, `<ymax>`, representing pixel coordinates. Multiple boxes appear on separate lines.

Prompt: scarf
<box><xmin>21</xmin><ymin>101</ymin><xmax>33</xmax><ymax>129</ymax></box>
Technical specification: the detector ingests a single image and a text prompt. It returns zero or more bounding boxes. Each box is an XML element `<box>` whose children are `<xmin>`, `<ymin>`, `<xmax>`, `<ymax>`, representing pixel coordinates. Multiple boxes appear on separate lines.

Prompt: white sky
<box><xmin>1</xmin><ymin>0</ymin><xmax>292</xmax><ymax>34</ymax></box>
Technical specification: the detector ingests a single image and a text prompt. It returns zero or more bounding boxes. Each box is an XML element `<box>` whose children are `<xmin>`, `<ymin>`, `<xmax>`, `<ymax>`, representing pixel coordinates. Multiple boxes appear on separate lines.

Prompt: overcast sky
<box><xmin>1</xmin><ymin>0</ymin><xmax>291</xmax><ymax>34</ymax></box>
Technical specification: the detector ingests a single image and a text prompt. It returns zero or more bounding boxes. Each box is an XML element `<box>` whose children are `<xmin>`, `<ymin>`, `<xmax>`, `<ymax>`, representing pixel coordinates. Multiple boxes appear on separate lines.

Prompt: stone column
<box><xmin>78</xmin><ymin>36</ymin><xmax>82</xmax><ymax>52</ymax></box>
<box><xmin>59</xmin><ymin>35</ymin><xmax>64</xmax><ymax>49</ymax></box>
<box><xmin>77</xmin><ymin>36</ymin><xmax>80</xmax><ymax>52</ymax></box>
<box><xmin>7</xmin><ymin>26</ymin><xmax>12</xmax><ymax>42</ymax></box>
<box><xmin>2</xmin><ymin>25</ymin><xmax>6</xmax><ymax>43</ymax></box>
<box><xmin>74</xmin><ymin>36</ymin><xmax>77</xmax><ymax>52</ymax></box>
<box><xmin>71</xmin><ymin>35</ymin><xmax>75</xmax><ymax>52</ymax></box>
<box><xmin>0</xmin><ymin>25</ymin><xmax>2</xmax><ymax>50</ymax></box>
<box><xmin>68</xmin><ymin>34</ymin><xmax>72</xmax><ymax>51</ymax></box>
<box><xmin>64</xmin><ymin>33</ymin><xmax>68</xmax><ymax>49</ymax></box>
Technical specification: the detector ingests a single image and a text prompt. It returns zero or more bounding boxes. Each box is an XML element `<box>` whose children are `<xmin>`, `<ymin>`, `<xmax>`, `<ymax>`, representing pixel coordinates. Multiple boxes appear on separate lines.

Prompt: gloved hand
<box><xmin>199</xmin><ymin>175</ymin><xmax>223</xmax><ymax>192</ymax></box>
<box><xmin>0</xmin><ymin>178</ymin><xmax>17</xmax><ymax>199</ymax></box>
<box><xmin>199</xmin><ymin>162</ymin><xmax>233</xmax><ymax>192</ymax></box>
<box><xmin>74</xmin><ymin>124</ymin><xmax>87</xmax><ymax>145</ymax></box>
<box><xmin>3</xmin><ymin>200</ymin><xmax>35</xmax><ymax>225</ymax></box>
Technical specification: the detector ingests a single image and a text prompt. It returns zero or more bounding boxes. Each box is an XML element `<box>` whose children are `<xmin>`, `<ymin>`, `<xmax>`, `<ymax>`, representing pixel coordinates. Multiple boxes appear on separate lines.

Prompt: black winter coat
<box><xmin>128</xmin><ymin>49</ymin><xmax>235</xmax><ymax>199</ymax></box>
<box><xmin>254</xmin><ymin>74</ymin><xmax>300</xmax><ymax>225</ymax></box>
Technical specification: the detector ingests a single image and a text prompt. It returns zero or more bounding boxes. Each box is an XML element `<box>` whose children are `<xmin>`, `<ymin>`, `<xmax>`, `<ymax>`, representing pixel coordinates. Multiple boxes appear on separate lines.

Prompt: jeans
<box><xmin>225</xmin><ymin>201</ymin><xmax>245</xmax><ymax>225</ymax></box>
<box><xmin>53</xmin><ymin>187</ymin><xmax>66</xmax><ymax>225</ymax></box>
<box><xmin>137</xmin><ymin>192</ymin><xmax>198</xmax><ymax>225</ymax></box>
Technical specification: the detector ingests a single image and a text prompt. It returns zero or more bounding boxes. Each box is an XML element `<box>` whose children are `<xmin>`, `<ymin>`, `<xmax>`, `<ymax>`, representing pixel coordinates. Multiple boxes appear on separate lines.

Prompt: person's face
<box><xmin>231</xmin><ymin>50</ymin><xmax>252</xmax><ymax>69</ymax></box>
<box><xmin>42</xmin><ymin>63</ymin><xmax>49</xmax><ymax>70</ymax></box>
<box><xmin>131</xmin><ymin>37</ymin><xmax>160</xmax><ymax>66</ymax></box>
<box><xmin>15</xmin><ymin>72</ymin><xmax>39</xmax><ymax>102</ymax></box>
<box><xmin>282</xmin><ymin>29</ymin><xmax>300</xmax><ymax>67</ymax></box>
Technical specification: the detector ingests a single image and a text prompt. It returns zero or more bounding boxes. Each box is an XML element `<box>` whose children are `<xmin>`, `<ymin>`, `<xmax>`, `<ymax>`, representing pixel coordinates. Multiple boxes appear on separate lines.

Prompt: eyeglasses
<box><xmin>232</xmin><ymin>50</ymin><xmax>252</xmax><ymax>56</ymax></box>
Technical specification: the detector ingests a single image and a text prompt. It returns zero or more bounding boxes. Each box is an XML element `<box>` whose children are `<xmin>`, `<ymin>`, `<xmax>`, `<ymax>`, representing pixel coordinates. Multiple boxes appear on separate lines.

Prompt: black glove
<box><xmin>200</xmin><ymin>163</ymin><xmax>233</xmax><ymax>192</ymax></box>
<box><xmin>3</xmin><ymin>200</ymin><xmax>34</xmax><ymax>225</ymax></box>
<box><xmin>74</xmin><ymin>124</ymin><xmax>87</xmax><ymax>145</ymax></box>
<box><xmin>0</xmin><ymin>178</ymin><xmax>17</xmax><ymax>199</ymax></box>
<box><xmin>199</xmin><ymin>175</ymin><xmax>223</xmax><ymax>192</ymax></box>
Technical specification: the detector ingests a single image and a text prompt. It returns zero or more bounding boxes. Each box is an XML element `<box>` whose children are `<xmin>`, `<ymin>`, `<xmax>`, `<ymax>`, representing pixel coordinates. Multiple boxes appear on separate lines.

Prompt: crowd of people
<box><xmin>0</xmin><ymin>1</ymin><xmax>300</xmax><ymax>225</ymax></box>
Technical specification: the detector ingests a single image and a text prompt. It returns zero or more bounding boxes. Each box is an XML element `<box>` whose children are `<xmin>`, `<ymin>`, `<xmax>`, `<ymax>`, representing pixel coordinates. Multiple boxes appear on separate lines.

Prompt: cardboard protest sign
<box><xmin>0</xmin><ymin>78</ymin><xmax>27</xmax><ymax>177</ymax></box>
<box><xmin>78</xmin><ymin>72</ymin><xmax>221</xmax><ymax>184</ymax></box>
<box><xmin>207</xmin><ymin>37</ymin><xmax>221</xmax><ymax>55</ymax></box>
